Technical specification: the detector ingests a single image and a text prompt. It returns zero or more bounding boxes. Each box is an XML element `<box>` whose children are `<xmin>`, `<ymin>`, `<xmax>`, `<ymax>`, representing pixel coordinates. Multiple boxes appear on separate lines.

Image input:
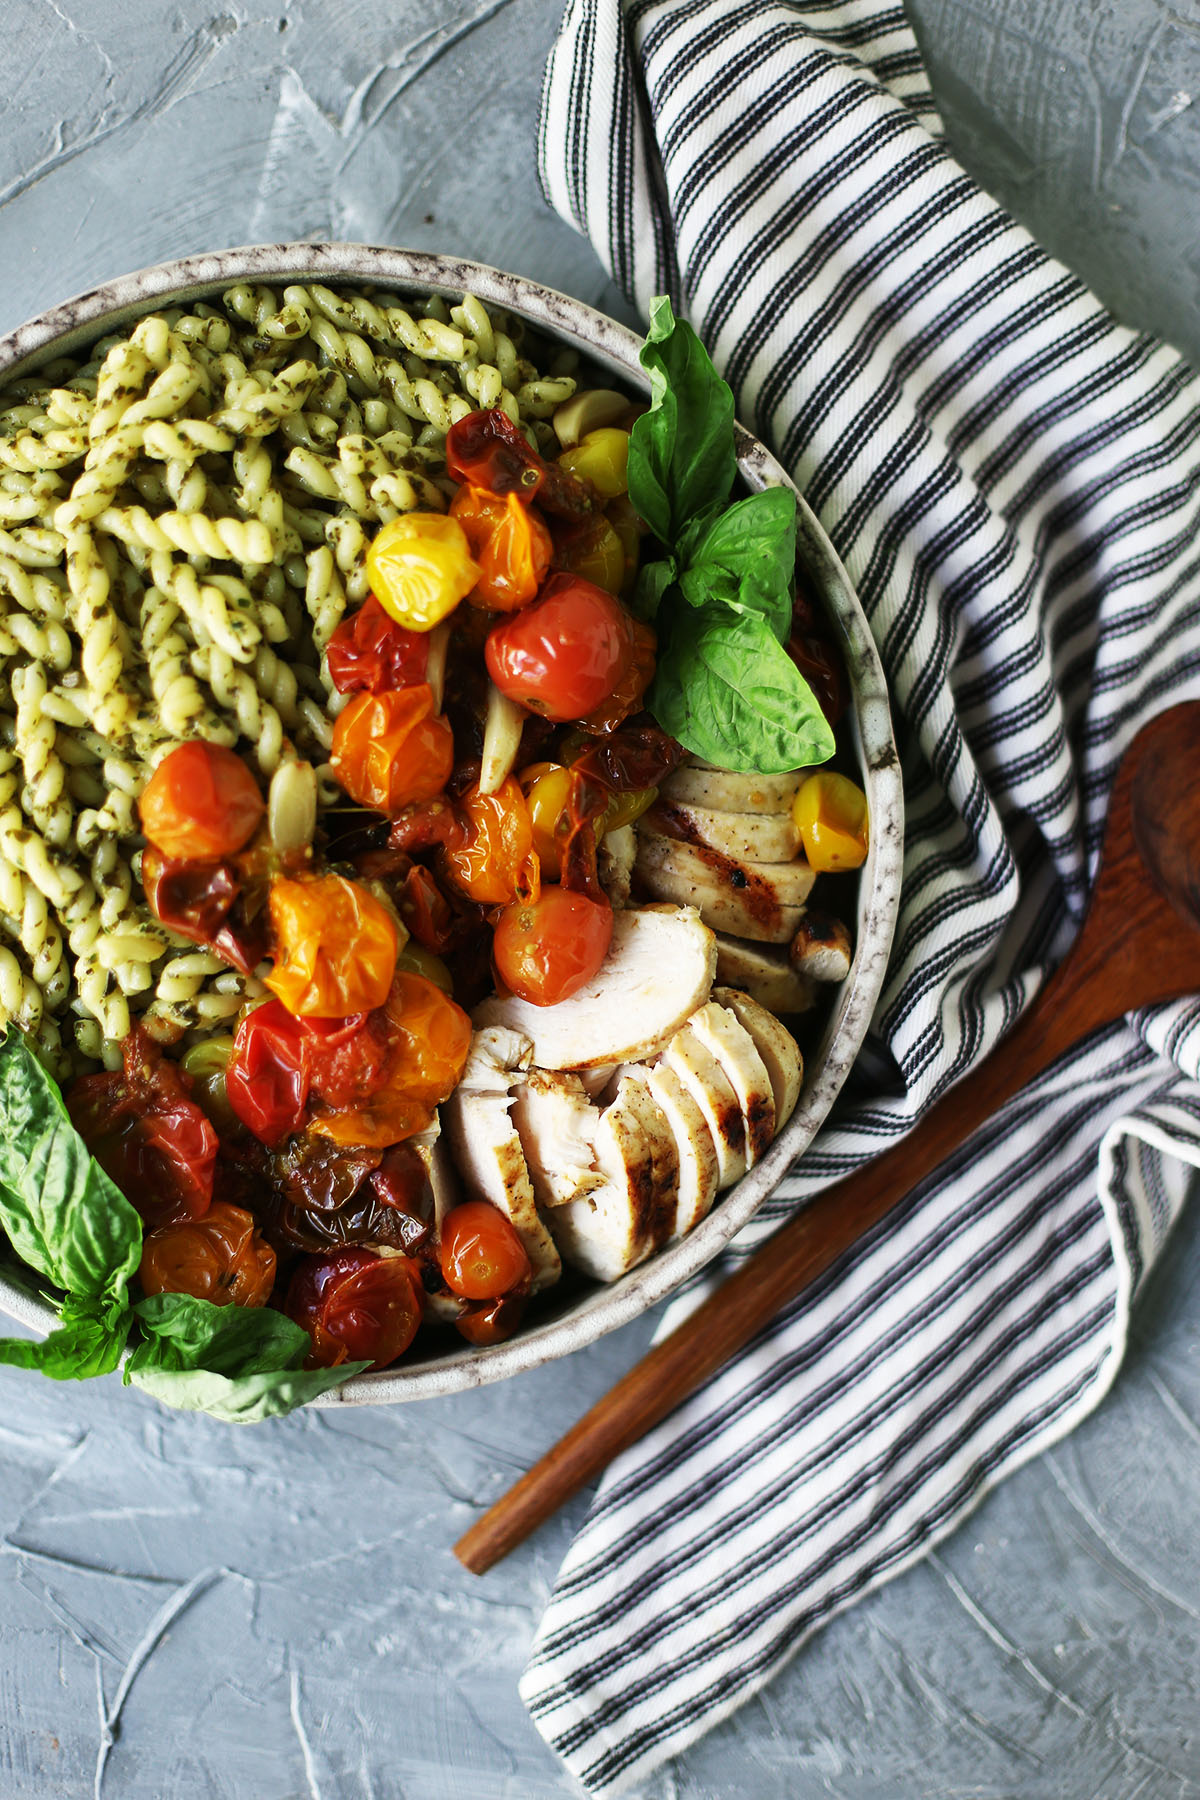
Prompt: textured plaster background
<box><xmin>1</xmin><ymin>0</ymin><xmax>1199</xmax><ymax>1795</ymax></box>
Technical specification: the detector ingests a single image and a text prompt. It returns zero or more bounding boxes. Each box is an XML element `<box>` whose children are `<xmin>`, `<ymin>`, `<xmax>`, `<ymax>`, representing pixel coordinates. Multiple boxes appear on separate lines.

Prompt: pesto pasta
<box><xmin>0</xmin><ymin>281</ymin><xmax>576</xmax><ymax>1077</ymax></box>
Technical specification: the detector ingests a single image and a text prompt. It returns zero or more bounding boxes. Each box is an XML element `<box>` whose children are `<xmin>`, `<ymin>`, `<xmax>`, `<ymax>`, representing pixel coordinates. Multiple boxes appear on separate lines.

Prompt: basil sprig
<box><xmin>0</xmin><ymin>1030</ymin><xmax>365</xmax><ymax>1420</ymax></box>
<box><xmin>628</xmin><ymin>297</ymin><xmax>836</xmax><ymax>774</ymax></box>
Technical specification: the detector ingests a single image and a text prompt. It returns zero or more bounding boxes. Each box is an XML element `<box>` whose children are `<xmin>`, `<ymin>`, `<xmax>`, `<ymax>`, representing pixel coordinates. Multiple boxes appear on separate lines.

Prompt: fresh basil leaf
<box><xmin>129</xmin><ymin>1361</ymin><xmax>368</xmax><ymax>1424</ymax></box>
<box><xmin>0</xmin><ymin>1031</ymin><xmax>142</xmax><ymax>1302</ymax></box>
<box><xmin>627</xmin><ymin>297</ymin><xmax>737</xmax><ymax>546</ymax></box>
<box><xmin>631</xmin><ymin>554</ymin><xmax>678</xmax><ymax>622</ymax></box>
<box><xmin>677</xmin><ymin>487</ymin><xmax>798</xmax><ymax>643</ymax></box>
<box><xmin>130</xmin><ymin>1291</ymin><xmax>313</xmax><ymax>1378</ymax></box>
<box><xmin>650</xmin><ymin>602</ymin><xmax>836</xmax><ymax>773</ymax></box>
<box><xmin>0</xmin><ymin>1293</ymin><xmax>130</xmax><ymax>1381</ymax></box>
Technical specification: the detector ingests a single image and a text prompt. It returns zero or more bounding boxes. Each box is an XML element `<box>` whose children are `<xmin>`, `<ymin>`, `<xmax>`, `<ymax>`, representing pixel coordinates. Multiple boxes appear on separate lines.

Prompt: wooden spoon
<box><xmin>454</xmin><ymin>702</ymin><xmax>1200</xmax><ymax>1574</ymax></box>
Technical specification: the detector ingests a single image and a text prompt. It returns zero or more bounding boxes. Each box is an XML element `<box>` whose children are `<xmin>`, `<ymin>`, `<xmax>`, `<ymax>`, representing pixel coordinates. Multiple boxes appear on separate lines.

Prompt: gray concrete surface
<box><xmin>1</xmin><ymin>1</ymin><xmax>1198</xmax><ymax>1795</ymax></box>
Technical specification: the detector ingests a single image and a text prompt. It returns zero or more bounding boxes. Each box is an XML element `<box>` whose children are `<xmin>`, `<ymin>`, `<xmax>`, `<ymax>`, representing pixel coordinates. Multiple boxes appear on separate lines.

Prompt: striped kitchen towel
<box><xmin>523</xmin><ymin>1</ymin><xmax>1200</xmax><ymax>1793</ymax></box>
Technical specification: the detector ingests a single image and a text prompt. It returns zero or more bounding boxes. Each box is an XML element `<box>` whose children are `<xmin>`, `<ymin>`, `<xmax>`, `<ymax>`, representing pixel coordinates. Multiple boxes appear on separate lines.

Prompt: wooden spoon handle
<box><xmin>453</xmin><ymin>963</ymin><xmax>1087</xmax><ymax>1575</ymax></box>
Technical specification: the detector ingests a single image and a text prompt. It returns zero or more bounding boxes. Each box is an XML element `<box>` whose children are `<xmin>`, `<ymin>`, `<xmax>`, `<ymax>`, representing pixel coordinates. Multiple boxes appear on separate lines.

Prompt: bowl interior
<box><xmin>0</xmin><ymin>244</ymin><xmax>903</xmax><ymax>1402</ymax></box>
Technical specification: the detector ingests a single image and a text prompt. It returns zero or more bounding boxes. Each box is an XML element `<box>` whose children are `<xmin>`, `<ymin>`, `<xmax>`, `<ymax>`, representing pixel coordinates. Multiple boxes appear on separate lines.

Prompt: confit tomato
<box><xmin>225</xmin><ymin>999</ymin><xmax>310</xmax><ymax>1145</ymax></box>
<box><xmin>445</xmin><ymin>408</ymin><xmax>545</xmax><ymax>498</ymax></box>
<box><xmin>484</xmin><ymin>574</ymin><xmax>639</xmax><ymax>723</ymax></box>
<box><xmin>441</xmin><ymin>778</ymin><xmax>538</xmax><ymax>908</ymax></box>
<box><xmin>285</xmin><ymin>1248</ymin><xmax>423</xmax><ymax>1369</ymax></box>
<box><xmin>67</xmin><ymin>1026</ymin><xmax>218</xmax><ymax>1229</ymax></box>
<box><xmin>309</xmin><ymin>972</ymin><xmax>471</xmax><ymax>1149</ymax></box>
<box><xmin>330</xmin><ymin>685</ymin><xmax>455</xmax><ymax>814</ymax></box>
<box><xmin>439</xmin><ymin>1200</ymin><xmax>531</xmax><ymax>1300</ymax></box>
<box><xmin>265</xmin><ymin>873</ymin><xmax>398</xmax><ymax>1018</ymax></box>
<box><xmin>325</xmin><ymin>596</ymin><xmax>429</xmax><ymax>695</ymax></box>
<box><xmin>138</xmin><ymin>741</ymin><xmax>265</xmax><ymax>861</ymax></box>
<box><xmin>492</xmin><ymin>886</ymin><xmax>613</xmax><ymax>1006</ymax></box>
<box><xmin>141</xmin><ymin>846</ymin><xmax>268</xmax><ymax>978</ymax></box>
<box><xmin>139</xmin><ymin>1202</ymin><xmax>276</xmax><ymax>1308</ymax></box>
<box><xmin>449</xmin><ymin>485</ymin><xmax>552</xmax><ymax>611</ymax></box>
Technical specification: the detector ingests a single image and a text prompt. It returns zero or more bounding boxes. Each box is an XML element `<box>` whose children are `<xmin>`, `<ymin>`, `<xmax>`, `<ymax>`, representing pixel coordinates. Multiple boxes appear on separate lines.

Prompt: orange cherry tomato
<box><xmin>265</xmin><ymin>873</ymin><xmax>398</xmax><ymax>1017</ymax></box>
<box><xmin>139</xmin><ymin>1202</ymin><xmax>277</xmax><ymax>1308</ymax></box>
<box><xmin>492</xmin><ymin>886</ymin><xmax>613</xmax><ymax>1006</ymax></box>
<box><xmin>449</xmin><ymin>485</ymin><xmax>552</xmax><ymax>612</ymax></box>
<box><xmin>138</xmin><ymin>742</ymin><xmax>264</xmax><ymax>861</ymax></box>
<box><xmin>309</xmin><ymin>971</ymin><xmax>471</xmax><ymax>1148</ymax></box>
<box><xmin>285</xmin><ymin>1249</ymin><xmax>423</xmax><ymax>1369</ymax></box>
<box><xmin>331</xmin><ymin>685</ymin><xmax>455</xmax><ymax>814</ymax></box>
<box><xmin>442</xmin><ymin>777</ymin><xmax>539</xmax><ymax>907</ymax></box>
<box><xmin>439</xmin><ymin>1200</ymin><xmax>531</xmax><ymax>1299</ymax></box>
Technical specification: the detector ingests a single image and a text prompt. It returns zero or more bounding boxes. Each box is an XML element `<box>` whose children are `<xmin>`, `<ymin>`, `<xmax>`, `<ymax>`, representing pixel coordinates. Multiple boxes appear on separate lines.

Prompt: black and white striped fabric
<box><xmin>522</xmin><ymin>1</ymin><xmax>1200</xmax><ymax>1792</ymax></box>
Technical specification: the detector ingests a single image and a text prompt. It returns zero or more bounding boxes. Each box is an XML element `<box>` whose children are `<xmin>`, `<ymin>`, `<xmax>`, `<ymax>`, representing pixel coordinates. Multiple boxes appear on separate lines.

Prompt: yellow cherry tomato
<box><xmin>557</xmin><ymin>515</ymin><xmax>626</xmax><ymax>594</ymax></box>
<box><xmin>556</xmin><ymin>428</ymin><xmax>629</xmax><ymax>501</ymax></box>
<box><xmin>395</xmin><ymin>939</ymin><xmax>453</xmax><ymax>993</ymax></box>
<box><xmin>265</xmin><ymin>873</ymin><xmax>398</xmax><ymax>1017</ymax></box>
<box><xmin>601</xmin><ymin>785</ymin><xmax>658</xmax><ymax>833</ymax></box>
<box><xmin>791</xmin><ymin>772</ymin><xmax>869</xmax><ymax>872</ymax></box>
<box><xmin>365</xmin><ymin>512</ymin><xmax>481</xmax><ymax>631</ymax></box>
<box><xmin>520</xmin><ymin>762</ymin><xmax>573</xmax><ymax>877</ymax></box>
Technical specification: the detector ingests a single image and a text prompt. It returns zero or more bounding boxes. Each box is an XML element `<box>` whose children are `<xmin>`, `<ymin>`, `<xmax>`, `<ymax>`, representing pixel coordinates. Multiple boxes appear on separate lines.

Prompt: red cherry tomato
<box><xmin>139</xmin><ymin>742</ymin><xmax>265</xmax><ymax>861</ymax></box>
<box><xmin>309</xmin><ymin>972</ymin><xmax>471</xmax><ymax>1149</ymax></box>
<box><xmin>66</xmin><ymin>1025</ymin><xmax>218</xmax><ymax>1229</ymax></box>
<box><xmin>285</xmin><ymin>1249</ymin><xmax>423</xmax><ymax>1369</ymax></box>
<box><xmin>439</xmin><ymin>1200</ymin><xmax>531</xmax><ymax>1300</ymax></box>
<box><xmin>484</xmin><ymin>574</ymin><xmax>636</xmax><ymax>722</ymax></box>
<box><xmin>492</xmin><ymin>886</ymin><xmax>613</xmax><ymax>1006</ymax></box>
<box><xmin>330</xmin><ymin>685</ymin><xmax>455</xmax><ymax>814</ymax></box>
<box><xmin>326</xmin><ymin>595</ymin><xmax>429</xmax><ymax>695</ymax></box>
<box><xmin>139</xmin><ymin>1202</ymin><xmax>276</xmax><ymax>1308</ymax></box>
<box><xmin>225</xmin><ymin>999</ymin><xmax>311</xmax><ymax>1145</ymax></box>
<box><xmin>445</xmin><ymin>408</ymin><xmax>545</xmax><ymax>499</ymax></box>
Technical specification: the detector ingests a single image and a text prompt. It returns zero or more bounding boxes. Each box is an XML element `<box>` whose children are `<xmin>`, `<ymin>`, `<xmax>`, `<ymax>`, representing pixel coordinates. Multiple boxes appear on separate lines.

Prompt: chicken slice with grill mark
<box><xmin>440</xmin><ymin>1026</ymin><xmax>561</xmax><ymax>1293</ymax></box>
<box><xmin>661</xmin><ymin>1023</ymin><xmax>747</xmax><ymax>1188</ymax></box>
<box><xmin>474</xmin><ymin>904</ymin><xmax>716</xmax><ymax>1068</ymax></box>
<box><xmin>686</xmin><ymin>1000</ymin><xmax>776</xmax><ymax>1167</ymax></box>
<box><xmin>543</xmin><ymin>1076</ymin><xmax>676</xmax><ymax>1282</ymax></box>
<box><xmin>790</xmin><ymin>913</ymin><xmax>853</xmax><ymax>982</ymax></box>
<box><xmin>660</xmin><ymin>763</ymin><xmax>803</xmax><ymax>814</ymax></box>
<box><xmin>509</xmin><ymin>1067</ymin><xmax>604</xmax><ymax>1209</ymax></box>
<box><xmin>643</xmin><ymin>800</ymin><xmax>801</xmax><ymax>863</ymax></box>
<box><xmin>713</xmin><ymin>933</ymin><xmax>817</xmax><ymax>1014</ymax></box>
<box><xmin>713</xmin><ymin>986</ymin><xmax>803</xmax><ymax>1132</ymax></box>
<box><xmin>634</xmin><ymin>835</ymin><xmax>810</xmax><ymax>942</ymax></box>
<box><xmin>613</xmin><ymin>1059</ymin><xmax>720</xmax><ymax>1239</ymax></box>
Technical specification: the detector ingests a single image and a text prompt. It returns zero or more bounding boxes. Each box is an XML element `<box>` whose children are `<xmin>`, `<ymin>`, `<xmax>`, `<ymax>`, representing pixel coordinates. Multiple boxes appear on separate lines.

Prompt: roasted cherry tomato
<box><xmin>442</xmin><ymin>778</ymin><xmax>538</xmax><ymax>907</ymax></box>
<box><xmin>439</xmin><ymin>1200</ymin><xmax>531</xmax><ymax>1300</ymax></box>
<box><xmin>331</xmin><ymin>684</ymin><xmax>455</xmax><ymax>815</ymax></box>
<box><xmin>141</xmin><ymin>846</ymin><xmax>267</xmax><ymax>978</ymax></box>
<box><xmin>365</xmin><ymin>513</ymin><xmax>480</xmax><ymax>631</ymax></box>
<box><xmin>138</xmin><ymin>741</ymin><xmax>265</xmax><ymax>861</ymax></box>
<box><xmin>492</xmin><ymin>886</ymin><xmax>613</xmax><ymax>1006</ymax></box>
<box><xmin>791</xmin><ymin>772</ymin><xmax>869</xmax><ymax>871</ymax></box>
<box><xmin>445</xmin><ymin>408</ymin><xmax>545</xmax><ymax>498</ymax></box>
<box><xmin>139</xmin><ymin>1202</ymin><xmax>276</xmax><ymax>1308</ymax></box>
<box><xmin>309</xmin><ymin>972</ymin><xmax>471</xmax><ymax>1148</ymax></box>
<box><xmin>67</xmin><ymin>1026</ymin><xmax>218</xmax><ymax>1229</ymax></box>
<box><xmin>265</xmin><ymin>873</ymin><xmax>398</xmax><ymax>1018</ymax></box>
<box><xmin>449</xmin><ymin>485</ymin><xmax>552</xmax><ymax>611</ymax></box>
<box><xmin>225</xmin><ymin>998</ymin><xmax>311</xmax><ymax>1145</ymax></box>
<box><xmin>484</xmin><ymin>574</ymin><xmax>638</xmax><ymax>722</ymax></box>
<box><xmin>285</xmin><ymin>1249</ymin><xmax>424</xmax><ymax>1369</ymax></box>
<box><xmin>325</xmin><ymin>595</ymin><xmax>429</xmax><ymax>695</ymax></box>
<box><xmin>306</xmin><ymin>1010</ymin><xmax>391</xmax><ymax>1110</ymax></box>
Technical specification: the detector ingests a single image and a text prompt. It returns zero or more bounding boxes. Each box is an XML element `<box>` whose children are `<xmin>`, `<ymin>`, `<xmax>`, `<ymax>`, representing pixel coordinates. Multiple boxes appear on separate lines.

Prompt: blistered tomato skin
<box><xmin>325</xmin><ymin>595</ymin><xmax>429</xmax><ymax>695</ymax></box>
<box><xmin>308</xmin><ymin>971</ymin><xmax>471</xmax><ymax>1149</ymax></box>
<box><xmin>484</xmin><ymin>574</ymin><xmax>635</xmax><ymax>722</ymax></box>
<box><xmin>285</xmin><ymin>1249</ymin><xmax>423</xmax><ymax>1369</ymax></box>
<box><xmin>441</xmin><ymin>778</ymin><xmax>539</xmax><ymax>908</ymax></box>
<box><xmin>492</xmin><ymin>886</ymin><xmax>613</xmax><ymax>1006</ymax></box>
<box><xmin>331</xmin><ymin>685</ymin><xmax>455</xmax><ymax>814</ymax></box>
<box><xmin>139</xmin><ymin>1202</ymin><xmax>276</xmax><ymax>1308</ymax></box>
<box><xmin>365</xmin><ymin>513</ymin><xmax>480</xmax><ymax>631</ymax></box>
<box><xmin>440</xmin><ymin>1200</ymin><xmax>531</xmax><ymax>1299</ymax></box>
<box><xmin>265</xmin><ymin>873</ymin><xmax>398</xmax><ymax>1017</ymax></box>
<box><xmin>138</xmin><ymin>741</ymin><xmax>264</xmax><ymax>861</ymax></box>
<box><xmin>449</xmin><ymin>485</ymin><xmax>552</xmax><ymax>611</ymax></box>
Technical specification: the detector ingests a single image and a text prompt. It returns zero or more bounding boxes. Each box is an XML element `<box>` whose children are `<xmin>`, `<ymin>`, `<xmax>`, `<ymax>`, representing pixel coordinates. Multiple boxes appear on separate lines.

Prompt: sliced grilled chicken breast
<box><xmin>713</xmin><ymin>933</ymin><xmax>818</xmax><ymax>1014</ymax></box>
<box><xmin>661</xmin><ymin>1022</ymin><xmax>747</xmax><ymax>1188</ymax></box>
<box><xmin>713</xmin><ymin>986</ymin><xmax>803</xmax><ymax>1132</ymax></box>
<box><xmin>509</xmin><ymin>1068</ymin><xmax>604</xmax><ymax>1208</ymax></box>
<box><xmin>634</xmin><ymin>835</ymin><xmax>810</xmax><ymax>942</ymax></box>
<box><xmin>687</xmin><ymin>1000</ymin><xmax>776</xmax><ymax>1167</ymax></box>
<box><xmin>441</xmin><ymin>1027</ymin><xmax>561</xmax><ymax>1292</ymax></box>
<box><xmin>660</xmin><ymin>763</ymin><xmax>803</xmax><ymax>814</ymax></box>
<box><xmin>644</xmin><ymin>801</ymin><xmax>801</xmax><ymax>864</ymax></box>
<box><xmin>544</xmin><ymin>1076</ymin><xmax>675</xmax><ymax>1282</ymax></box>
<box><xmin>614</xmin><ymin>1059</ymin><xmax>720</xmax><ymax>1238</ymax></box>
<box><xmin>790</xmin><ymin>913</ymin><xmax>854</xmax><ymax>982</ymax></box>
<box><xmin>410</xmin><ymin>1116</ymin><xmax>459</xmax><ymax>1235</ymax></box>
<box><xmin>474</xmin><ymin>904</ymin><xmax>716</xmax><ymax>1068</ymax></box>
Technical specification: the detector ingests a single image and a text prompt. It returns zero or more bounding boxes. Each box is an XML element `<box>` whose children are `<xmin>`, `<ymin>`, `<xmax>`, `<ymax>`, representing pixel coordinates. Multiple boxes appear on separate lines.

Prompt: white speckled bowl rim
<box><xmin>0</xmin><ymin>243</ymin><xmax>904</xmax><ymax>1404</ymax></box>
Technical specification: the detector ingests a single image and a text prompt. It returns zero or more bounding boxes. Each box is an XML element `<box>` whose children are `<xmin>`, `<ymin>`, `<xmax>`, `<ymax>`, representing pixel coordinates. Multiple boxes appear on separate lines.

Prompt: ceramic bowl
<box><xmin>0</xmin><ymin>244</ymin><xmax>903</xmax><ymax>1403</ymax></box>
